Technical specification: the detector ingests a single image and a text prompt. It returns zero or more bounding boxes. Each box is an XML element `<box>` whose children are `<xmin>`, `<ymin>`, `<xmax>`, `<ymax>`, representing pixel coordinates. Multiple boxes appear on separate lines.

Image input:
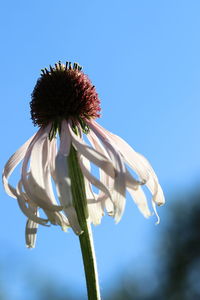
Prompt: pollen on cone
<box><xmin>30</xmin><ymin>62</ymin><xmax>101</xmax><ymax>127</ymax></box>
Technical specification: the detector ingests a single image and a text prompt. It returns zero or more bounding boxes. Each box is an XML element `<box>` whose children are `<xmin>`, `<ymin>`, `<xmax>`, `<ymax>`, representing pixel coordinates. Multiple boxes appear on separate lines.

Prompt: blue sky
<box><xmin>1</xmin><ymin>0</ymin><xmax>200</xmax><ymax>298</ymax></box>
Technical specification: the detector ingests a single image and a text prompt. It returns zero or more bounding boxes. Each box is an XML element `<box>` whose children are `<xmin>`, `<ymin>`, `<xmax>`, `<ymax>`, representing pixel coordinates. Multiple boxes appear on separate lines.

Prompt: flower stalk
<box><xmin>68</xmin><ymin>145</ymin><xmax>101</xmax><ymax>300</ymax></box>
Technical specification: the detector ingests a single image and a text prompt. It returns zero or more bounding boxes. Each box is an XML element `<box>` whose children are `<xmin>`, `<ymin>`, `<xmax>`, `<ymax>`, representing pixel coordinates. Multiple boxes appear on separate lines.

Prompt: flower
<box><xmin>2</xmin><ymin>62</ymin><xmax>165</xmax><ymax>248</ymax></box>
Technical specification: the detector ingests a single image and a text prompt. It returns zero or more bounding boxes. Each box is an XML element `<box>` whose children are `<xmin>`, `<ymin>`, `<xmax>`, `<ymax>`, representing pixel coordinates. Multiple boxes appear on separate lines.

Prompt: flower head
<box><xmin>30</xmin><ymin>62</ymin><xmax>100</xmax><ymax>127</ymax></box>
<box><xmin>2</xmin><ymin>62</ymin><xmax>165</xmax><ymax>248</ymax></box>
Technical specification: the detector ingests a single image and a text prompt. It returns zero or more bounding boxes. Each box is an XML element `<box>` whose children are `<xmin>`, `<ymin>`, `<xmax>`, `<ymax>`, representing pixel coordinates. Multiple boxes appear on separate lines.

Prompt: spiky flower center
<box><xmin>30</xmin><ymin>62</ymin><xmax>101</xmax><ymax>127</ymax></box>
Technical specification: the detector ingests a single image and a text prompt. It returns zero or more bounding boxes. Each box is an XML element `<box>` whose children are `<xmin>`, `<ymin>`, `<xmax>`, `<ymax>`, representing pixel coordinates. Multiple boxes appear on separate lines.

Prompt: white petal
<box><xmin>110</xmin><ymin>135</ymin><xmax>164</xmax><ymax>206</ymax></box>
<box><xmin>95</xmin><ymin>168</ymin><xmax>115</xmax><ymax>216</ymax></box>
<box><xmin>104</xmin><ymin>198</ymin><xmax>115</xmax><ymax>216</ymax></box>
<box><xmin>78</xmin><ymin>154</ymin><xmax>112</xmax><ymax>201</ymax></box>
<box><xmin>106</xmin><ymin>148</ymin><xmax>126</xmax><ymax>223</ymax></box>
<box><xmin>125</xmin><ymin>168</ymin><xmax>144</xmax><ymax>190</ymax></box>
<box><xmin>28</xmin><ymin>127</ymin><xmax>50</xmax><ymax>201</ymax></box>
<box><xmin>2</xmin><ymin>134</ymin><xmax>36</xmax><ymax>198</ymax></box>
<box><xmin>21</xmin><ymin>129</ymin><xmax>44</xmax><ymax>195</ymax></box>
<box><xmin>152</xmin><ymin>200</ymin><xmax>160</xmax><ymax>224</ymax></box>
<box><xmin>87</xmin><ymin>131</ymin><xmax>115</xmax><ymax>215</ymax></box>
<box><xmin>59</xmin><ymin>120</ymin><xmax>72</xmax><ymax>156</ymax></box>
<box><xmin>127</xmin><ymin>187</ymin><xmax>151</xmax><ymax>218</ymax></box>
<box><xmin>52</xmin><ymin>212</ymin><xmax>70</xmax><ymax>231</ymax></box>
<box><xmin>43</xmin><ymin>210</ymin><xmax>69</xmax><ymax>229</ymax></box>
<box><xmin>154</xmin><ymin>185</ymin><xmax>165</xmax><ymax>206</ymax></box>
<box><xmin>84</xmin><ymin>177</ymin><xmax>103</xmax><ymax>225</ymax></box>
<box><xmin>68</xmin><ymin>122</ymin><xmax>115</xmax><ymax>178</ymax></box>
<box><xmin>25</xmin><ymin>219</ymin><xmax>38</xmax><ymax>248</ymax></box>
<box><xmin>42</xmin><ymin>139</ymin><xmax>67</xmax><ymax>210</ymax></box>
<box><xmin>26</xmin><ymin>174</ymin><xmax>62</xmax><ymax>211</ymax></box>
<box><xmin>89</xmin><ymin>120</ymin><xmax>165</xmax><ymax>207</ymax></box>
<box><xmin>55</xmin><ymin>152</ymin><xmax>82</xmax><ymax>235</ymax></box>
<box><xmin>137</xmin><ymin>153</ymin><xmax>165</xmax><ymax>206</ymax></box>
<box><xmin>21</xmin><ymin>171</ymin><xmax>69</xmax><ymax>229</ymax></box>
<box><xmin>22</xmin><ymin>126</ymin><xmax>62</xmax><ymax>212</ymax></box>
<box><xmin>16</xmin><ymin>184</ymin><xmax>48</xmax><ymax>226</ymax></box>
<box><xmin>50</xmin><ymin>138</ymin><xmax>57</xmax><ymax>177</ymax></box>
<box><xmin>87</xmin><ymin>130</ymin><xmax>110</xmax><ymax>158</ymax></box>
<box><xmin>90</xmin><ymin>121</ymin><xmax>150</xmax><ymax>182</ymax></box>
<box><xmin>88</xmin><ymin>121</ymin><xmax>127</xmax><ymax>223</ymax></box>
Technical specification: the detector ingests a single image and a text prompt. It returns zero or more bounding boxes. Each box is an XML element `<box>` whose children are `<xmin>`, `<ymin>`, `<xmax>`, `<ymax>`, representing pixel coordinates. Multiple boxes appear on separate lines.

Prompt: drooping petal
<box><xmin>59</xmin><ymin>120</ymin><xmax>72</xmax><ymax>156</ymax></box>
<box><xmin>88</xmin><ymin>121</ymin><xmax>127</xmax><ymax>223</ymax></box>
<box><xmin>21</xmin><ymin>125</ymin><xmax>62</xmax><ymax>213</ymax></box>
<box><xmin>136</xmin><ymin>153</ymin><xmax>165</xmax><ymax>206</ymax></box>
<box><xmin>88</xmin><ymin>130</ymin><xmax>143</xmax><ymax>216</ymax></box>
<box><xmin>68</xmin><ymin>122</ymin><xmax>115</xmax><ymax>179</ymax></box>
<box><xmin>88</xmin><ymin>130</ymin><xmax>143</xmax><ymax>191</ymax></box>
<box><xmin>43</xmin><ymin>139</ymin><xmax>70</xmax><ymax>230</ymax></box>
<box><xmin>52</xmin><ymin>211</ymin><xmax>70</xmax><ymax>231</ymax></box>
<box><xmin>2</xmin><ymin>134</ymin><xmax>36</xmax><ymax>198</ymax></box>
<box><xmin>25</xmin><ymin>219</ymin><xmax>38</xmax><ymax>248</ymax></box>
<box><xmin>21</xmin><ymin>129</ymin><xmax>44</xmax><ymax>198</ymax></box>
<box><xmin>28</xmin><ymin>126</ymin><xmax>50</xmax><ymax>202</ymax></box>
<box><xmin>41</xmin><ymin>138</ymin><xmax>58</xmax><ymax>205</ymax></box>
<box><xmin>90</xmin><ymin>120</ymin><xmax>165</xmax><ymax>209</ymax></box>
<box><xmin>90</xmin><ymin>121</ymin><xmax>150</xmax><ymax>183</ymax></box>
<box><xmin>55</xmin><ymin>152</ymin><xmax>82</xmax><ymax>235</ymax></box>
<box><xmin>16</xmin><ymin>181</ymin><xmax>48</xmax><ymax>225</ymax></box>
<box><xmin>49</xmin><ymin>137</ymin><xmax>57</xmax><ymax>181</ymax></box>
<box><xmin>93</xmin><ymin>168</ymin><xmax>115</xmax><ymax>217</ymax></box>
<box><xmin>125</xmin><ymin>168</ymin><xmax>144</xmax><ymax>190</ymax></box>
<box><xmin>87</xmin><ymin>129</ymin><xmax>110</xmax><ymax>159</ymax></box>
<box><xmin>27</xmin><ymin>125</ymin><xmax>72</xmax><ymax>229</ymax></box>
<box><xmin>78</xmin><ymin>154</ymin><xmax>112</xmax><ymax>201</ymax></box>
<box><xmin>84</xmin><ymin>175</ymin><xmax>104</xmax><ymax>225</ymax></box>
<box><xmin>87</xmin><ymin>131</ymin><xmax>115</xmax><ymax>215</ymax></box>
<box><xmin>152</xmin><ymin>200</ymin><xmax>160</xmax><ymax>224</ymax></box>
<box><xmin>110</xmin><ymin>134</ymin><xmax>164</xmax><ymax>206</ymax></box>
<box><xmin>26</xmin><ymin>174</ymin><xmax>62</xmax><ymax>211</ymax></box>
<box><xmin>127</xmin><ymin>187</ymin><xmax>151</xmax><ymax>218</ymax></box>
<box><xmin>154</xmin><ymin>185</ymin><xmax>165</xmax><ymax>206</ymax></box>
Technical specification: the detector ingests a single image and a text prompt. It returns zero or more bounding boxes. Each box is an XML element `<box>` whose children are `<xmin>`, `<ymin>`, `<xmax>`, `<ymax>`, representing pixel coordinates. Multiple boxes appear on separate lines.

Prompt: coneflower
<box><xmin>2</xmin><ymin>61</ymin><xmax>165</xmax><ymax>300</ymax></box>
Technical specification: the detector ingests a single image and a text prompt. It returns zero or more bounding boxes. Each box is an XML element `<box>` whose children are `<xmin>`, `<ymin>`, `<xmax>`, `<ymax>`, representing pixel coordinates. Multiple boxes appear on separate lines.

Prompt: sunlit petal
<box><xmin>79</xmin><ymin>154</ymin><xmax>112</xmax><ymax>201</ymax></box>
<box><xmin>25</xmin><ymin>219</ymin><xmax>38</xmax><ymax>249</ymax></box>
<box><xmin>68</xmin><ymin>122</ymin><xmax>115</xmax><ymax>178</ymax></box>
<box><xmin>127</xmin><ymin>187</ymin><xmax>151</xmax><ymax>218</ymax></box>
<box><xmin>2</xmin><ymin>134</ymin><xmax>36</xmax><ymax>198</ymax></box>
<box><xmin>91</xmin><ymin>121</ymin><xmax>150</xmax><ymax>182</ymax></box>
<box><xmin>16</xmin><ymin>181</ymin><xmax>48</xmax><ymax>225</ymax></box>
<box><xmin>55</xmin><ymin>151</ymin><xmax>82</xmax><ymax>234</ymax></box>
<box><xmin>84</xmin><ymin>176</ymin><xmax>103</xmax><ymax>225</ymax></box>
<box><xmin>88</xmin><ymin>121</ymin><xmax>126</xmax><ymax>223</ymax></box>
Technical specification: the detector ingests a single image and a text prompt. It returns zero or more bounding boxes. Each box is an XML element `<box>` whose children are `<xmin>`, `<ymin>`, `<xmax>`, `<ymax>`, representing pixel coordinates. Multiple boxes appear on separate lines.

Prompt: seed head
<box><xmin>30</xmin><ymin>62</ymin><xmax>101</xmax><ymax>127</ymax></box>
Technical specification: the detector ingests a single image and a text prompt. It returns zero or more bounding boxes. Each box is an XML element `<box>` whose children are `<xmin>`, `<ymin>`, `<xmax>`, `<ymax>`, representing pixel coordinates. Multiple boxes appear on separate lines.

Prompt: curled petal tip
<box><xmin>155</xmin><ymin>219</ymin><xmax>160</xmax><ymax>225</ymax></box>
<box><xmin>144</xmin><ymin>212</ymin><xmax>152</xmax><ymax>219</ymax></box>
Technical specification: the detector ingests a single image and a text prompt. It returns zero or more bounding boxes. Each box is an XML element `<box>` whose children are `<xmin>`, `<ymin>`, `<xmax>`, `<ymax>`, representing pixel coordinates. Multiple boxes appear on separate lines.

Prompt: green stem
<box><xmin>68</xmin><ymin>146</ymin><xmax>101</xmax><ymax>300</ymax></box>
<box><xmin>79</xmin><ymin>220</ymin><xmax>101</xmax><ymax>300</ymax></box>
